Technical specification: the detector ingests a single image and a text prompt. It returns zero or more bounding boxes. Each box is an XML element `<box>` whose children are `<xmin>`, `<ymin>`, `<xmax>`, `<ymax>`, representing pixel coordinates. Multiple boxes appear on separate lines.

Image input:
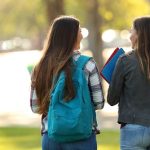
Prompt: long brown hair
<box><xmin>32</xmin><ymin>16</ymin><xmax>79</xmax><ymax>114</ymax></box>
<box><xmin>133</xmin><ymin>16</ymin><xmax>150</xmax><ymax>80</ymax></box>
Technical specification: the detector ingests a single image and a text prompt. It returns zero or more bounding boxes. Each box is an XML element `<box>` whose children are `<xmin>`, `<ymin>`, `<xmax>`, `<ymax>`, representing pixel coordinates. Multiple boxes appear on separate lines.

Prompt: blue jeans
<box><xmin>121</xmin><ymin>124</ymin><xmax>150</xmax><ymax>150</ymax></box>
<box><xmin>42</xmin><ymin>132</ymin><xmax>97</xmax><ymax>150</ymax></box>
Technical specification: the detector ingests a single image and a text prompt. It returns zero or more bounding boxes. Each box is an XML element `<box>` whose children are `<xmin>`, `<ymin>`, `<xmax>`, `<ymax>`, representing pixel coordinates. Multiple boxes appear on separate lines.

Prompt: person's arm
<box><xmin>88</xmin><ymin>59</ymin><xmax>105</xmax><ymax>110</ymax></box>
<box><xmin>107</xmin><ymin>57</ymin><xmax>124</xmax><ymax>106</ymax></box>
<box><xmin>30</xmin><ymin>72</ymin><xmax>40</xmax><ymax>113</ymax></box>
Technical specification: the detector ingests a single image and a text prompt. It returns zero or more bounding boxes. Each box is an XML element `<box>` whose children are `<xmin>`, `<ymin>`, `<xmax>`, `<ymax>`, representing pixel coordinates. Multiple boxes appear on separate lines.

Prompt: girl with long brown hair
<box><xmin>107</xmin><ymin>16</ymin><xmax>150</xmax><ymax>150</ymax></box>
<box><xmin>30</xmin><ymin>15</ymin><xmax>104</xmax><ymax>150</ymax></box>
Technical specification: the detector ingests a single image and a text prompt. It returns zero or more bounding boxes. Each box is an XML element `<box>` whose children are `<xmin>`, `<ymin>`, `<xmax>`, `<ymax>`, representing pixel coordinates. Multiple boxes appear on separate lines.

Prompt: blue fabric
<box><xmin>42</xmin><ymin>132</ymin><xmax>97</xmax><ymax>150</ymax></box>
<box><xmin>48</xmin><ymin>55</ymin><xmax>96</xmax><ymax>142</ymax></box>
<box><xmin>121</xmin><ymin>124</ymin><xmax>150</xmax><ymax>150</ymax></box>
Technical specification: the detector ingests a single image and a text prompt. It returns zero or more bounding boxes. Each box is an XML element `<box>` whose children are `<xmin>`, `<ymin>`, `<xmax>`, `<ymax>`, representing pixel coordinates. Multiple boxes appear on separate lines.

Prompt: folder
<box><xmin>100</xmin><ymin>47</ymin><xmax>125</xmax><ymax>84</ymax></box>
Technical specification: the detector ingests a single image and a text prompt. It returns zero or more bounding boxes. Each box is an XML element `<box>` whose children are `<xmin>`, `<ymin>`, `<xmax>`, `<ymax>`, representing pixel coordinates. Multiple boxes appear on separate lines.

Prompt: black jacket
<box><xmin>107</xmin><ymin>50</ymin><xmax>150</xmax><ymax>126</ymax></box>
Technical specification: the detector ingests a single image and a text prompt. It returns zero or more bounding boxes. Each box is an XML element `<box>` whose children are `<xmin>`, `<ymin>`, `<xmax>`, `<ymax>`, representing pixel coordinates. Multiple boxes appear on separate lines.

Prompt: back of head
<box><xmin>46</xmin><ymin>16</ymin><xmax>79</xmax><ymax>59</ymax></box>
<box><xmin>34</xmin><ymin>16</ymin><xmax>80</xmax><ymax>114</ymax></box>
<box><xmin>133</xmin><ymin>16</ymin><xmax>150</xmax><ymax>80</ymax></box>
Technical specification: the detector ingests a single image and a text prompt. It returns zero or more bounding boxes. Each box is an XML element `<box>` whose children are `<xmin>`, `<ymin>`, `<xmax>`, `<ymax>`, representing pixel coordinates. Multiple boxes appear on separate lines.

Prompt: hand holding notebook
<box><xmin>100</xmin><ymin>47</ymin><xmax>125</xmax><ymax>84</ymax></box>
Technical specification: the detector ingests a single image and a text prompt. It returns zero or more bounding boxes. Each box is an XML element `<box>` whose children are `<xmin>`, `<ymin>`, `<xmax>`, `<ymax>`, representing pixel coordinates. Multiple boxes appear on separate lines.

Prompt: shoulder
<box><xmin>116</xmin><ymin>50</ymin><xmax>138</xmax><ymax>72</ymax></box>
<box><xmin>85</xmin><ymin>57</ymin><xmax>97</xmax><ymax>73</ymax></box>
<box><xmin>121</xmin><ymin>50</ymin><xmax>135</xmax><ymax>58</ymax></box>
<box><xmin>119</xmin><ymin>50</ymin><xmax>136</xmax><ymax>62</ymax></box>
<box><xmin>72</xmin><ymin>52</ymin><xmax>98</xmax><ymax>72</ymax></box>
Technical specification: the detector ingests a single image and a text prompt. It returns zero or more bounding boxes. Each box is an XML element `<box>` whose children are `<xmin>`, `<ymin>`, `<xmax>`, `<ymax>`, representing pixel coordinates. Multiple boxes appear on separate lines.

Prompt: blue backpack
<box><xmin>48</xmin><ymin>55</ymin><xmax>96</xmax><ymax>142</ymax></box>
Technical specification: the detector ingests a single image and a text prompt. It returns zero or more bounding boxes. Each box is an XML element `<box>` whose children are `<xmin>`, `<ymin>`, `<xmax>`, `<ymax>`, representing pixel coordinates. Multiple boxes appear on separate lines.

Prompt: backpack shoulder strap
<box><xmin>76</xmin><ymin>55</ymin><xmax>97</xmax><ymax>126</ymax></box>
<box><xmin>75</xmin><ymin>55</ymin><xmax>92</xmax><ymax>69</ymax></box>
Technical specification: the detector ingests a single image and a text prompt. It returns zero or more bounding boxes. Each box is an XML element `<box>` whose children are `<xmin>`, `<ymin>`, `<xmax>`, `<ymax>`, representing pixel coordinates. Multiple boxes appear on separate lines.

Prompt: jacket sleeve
<box><xmin>107</xmin><ymin>56</ymin><xmax>124</xmax><ymax>106</ymax></box>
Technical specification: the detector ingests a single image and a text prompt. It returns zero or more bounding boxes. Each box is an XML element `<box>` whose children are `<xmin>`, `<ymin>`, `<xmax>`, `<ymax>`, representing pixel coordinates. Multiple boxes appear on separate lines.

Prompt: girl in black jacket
<box><xmin>107</xmin><ymin>16</ymin><xmax>150</xmax><ymax>150</ymax></box>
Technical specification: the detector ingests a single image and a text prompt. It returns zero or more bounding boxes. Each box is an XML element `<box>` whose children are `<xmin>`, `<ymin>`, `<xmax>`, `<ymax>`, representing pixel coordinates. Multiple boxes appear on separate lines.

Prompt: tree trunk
<box><xmin>40</xmin><ymin>0</ymin><xmax>65</xmax><ymax>49</ymax></box>
<box><xmin>85</xmin><ymin>0</ymin><xmax>103</xmax><ymax>70</ymax></box>
<box><xmin>43</xmin><ymin>0</ymin><xmax>65</xmax><ymax>24</ymax></box>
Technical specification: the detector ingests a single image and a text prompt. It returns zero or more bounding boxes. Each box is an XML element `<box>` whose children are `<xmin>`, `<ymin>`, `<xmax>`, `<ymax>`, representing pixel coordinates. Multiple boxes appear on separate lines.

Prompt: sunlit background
<box><xmin>0</xmin><ymin>0</ymin><xmax>150</xmax><ymax>149</ymax></box>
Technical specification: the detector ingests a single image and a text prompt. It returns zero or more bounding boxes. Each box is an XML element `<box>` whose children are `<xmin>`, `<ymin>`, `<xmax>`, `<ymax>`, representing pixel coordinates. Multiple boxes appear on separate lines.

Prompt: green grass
<box><xmin>0</xmin><ymin>126</ymin><xmax>41</xmax><ymax>150</ymax></box>
<box><xmin>0</xmin><ymin>127</ymin><xmax>119</xmax><ymax>150</ymax></box>
<box><xmin>97</xmin><ymin>129</ymin><xmax>120</xmax><ymax>150</ymax></box>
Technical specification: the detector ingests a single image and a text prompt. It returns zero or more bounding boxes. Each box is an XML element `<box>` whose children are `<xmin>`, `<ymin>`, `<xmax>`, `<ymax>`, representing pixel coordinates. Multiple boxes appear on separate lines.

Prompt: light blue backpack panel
<box><xmin>48</xmin><ymin>55</ymin><xmax>96</xmax><ymax>142</ymax></box>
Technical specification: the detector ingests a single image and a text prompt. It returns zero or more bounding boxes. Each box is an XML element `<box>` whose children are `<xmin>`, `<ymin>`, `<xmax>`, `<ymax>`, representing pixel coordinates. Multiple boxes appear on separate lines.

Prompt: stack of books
<box><xmin>100</xmin><ymin>47</ymin><xmax>125</xmax><ymax>84</ymax></box>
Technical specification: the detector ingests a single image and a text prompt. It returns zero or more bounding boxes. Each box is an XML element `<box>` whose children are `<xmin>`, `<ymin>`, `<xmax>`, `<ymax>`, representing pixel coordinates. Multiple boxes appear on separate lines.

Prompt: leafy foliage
<box><xmin>0</xmin><ymin>0</ymin><xmax>46</xmax><ymax>39</ymax></box>
<box><xmin>98</xmin><ymin>0</ymin><xmax>150</xmax><ymax>30</ymax></box>
<box><xmin>0</xmin><ymin>0</ymin><xmax>149</xmax><ymax>39</ymax></box>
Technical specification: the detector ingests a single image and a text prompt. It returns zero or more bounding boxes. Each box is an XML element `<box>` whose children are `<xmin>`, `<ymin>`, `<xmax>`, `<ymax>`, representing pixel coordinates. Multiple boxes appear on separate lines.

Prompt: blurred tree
<box><xmin>0</xmin><ymin>0</ymin><xmax>46</xmax><ymax>49</ymax></box>
<box><xmin>0</xmin><ymin>0</ymin><xmax>150</xmax><ymax>59</ymax></box>
<box><xmin>99</xmin><ymin>0</ymin><xmax>150</xmax><ymax>30</ymax></box>
<box><xmin>67</xmin><ymin>0</ymin><xmax>103</xmax><ymax>69</ymax></box>
<box><xmin>64</xmin><ymin>0</ymin><xmax>150</xmax><ymax>68</ymax></box>
<box><xmin>64</xmin><ymin>0</ymin><xmax>86</xmax><ymax>24</ymax></box>
<box><xmin>40</xmin><ymin>0</ymin><xmax>65</xmax><ymax>48</ymax></box>
<box><xmin>85</xmin><ymin>0</ymin><xmax>103</xmax><ymax>69</ymax></box>
<box><xmin>0</xmin><ymin>0</ymin><xmax>45</xmax><ymax>38</ymax></box>
<box><xmin>43</xmin><ymin>0</ymin><xmax>65</xmax><ymax>24</ymax></box>
<box><xmin>65</xmin><ymin>0</ymin><xmax>103</xmax><ymax>68</ymax></box>
<box><xmin>0</xmin><ymin>0</ymin><xmax>65</xmax><ymax>49</ymax></box>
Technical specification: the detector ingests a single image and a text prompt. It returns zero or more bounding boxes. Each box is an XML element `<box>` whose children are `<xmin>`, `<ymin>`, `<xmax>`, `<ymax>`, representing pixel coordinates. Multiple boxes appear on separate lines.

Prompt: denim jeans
<box><xmin>121</xmin><ymin>124</ymin><xmax>150</xmax><ymax>150</ymax></box>
<box><xmin>42</xmin><ymin>132</ymin><xmax>97</xmax><ymax>150</ymax></box>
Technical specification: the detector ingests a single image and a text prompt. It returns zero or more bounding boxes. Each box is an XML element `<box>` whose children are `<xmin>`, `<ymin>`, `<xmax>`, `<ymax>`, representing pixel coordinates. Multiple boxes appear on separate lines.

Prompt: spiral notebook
<box><xmin>100</xmin><ymin>47</ymin><xmax>125</xmax><ymax>83</ymax></box>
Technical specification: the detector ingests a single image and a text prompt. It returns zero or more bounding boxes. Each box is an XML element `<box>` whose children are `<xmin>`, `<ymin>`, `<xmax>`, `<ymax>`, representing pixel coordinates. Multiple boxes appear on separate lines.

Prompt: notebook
<box><xmin>100</xmin><ymin>47</ymin><xmax>125</xmax><ymax>83</ymax></box>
